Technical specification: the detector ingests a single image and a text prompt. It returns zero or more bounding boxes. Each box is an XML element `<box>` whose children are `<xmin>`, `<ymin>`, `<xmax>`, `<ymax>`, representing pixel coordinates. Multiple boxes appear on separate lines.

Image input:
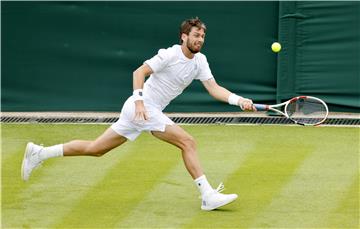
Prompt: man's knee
<box><xmin>180</xmin><ymin>136</ymin><xmax>197</xmax><ymax>152</ymax></box>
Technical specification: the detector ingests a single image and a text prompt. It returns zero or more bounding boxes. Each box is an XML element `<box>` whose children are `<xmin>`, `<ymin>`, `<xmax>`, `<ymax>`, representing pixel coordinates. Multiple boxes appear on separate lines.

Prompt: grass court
<box><xmin>2</xmin><ymin>124</ymin><xmax>359</xmax><ymax>228</ymax></box>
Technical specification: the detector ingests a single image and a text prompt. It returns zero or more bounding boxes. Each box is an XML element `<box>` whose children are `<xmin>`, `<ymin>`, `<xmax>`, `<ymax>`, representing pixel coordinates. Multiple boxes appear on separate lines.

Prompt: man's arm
<box><xmin>133</xmin><ymin>64</ymin><xmax>153</xmax><ymax>120</ymax></box>
<box><xmin>133</xmin><ymin>64</ymin><xmax>153</xmax><ymax>90</ymax></box>
<box><xmin>202</xmin><ymin>78</ymin><xmax>255</xmax><ymax>111</ymax></box>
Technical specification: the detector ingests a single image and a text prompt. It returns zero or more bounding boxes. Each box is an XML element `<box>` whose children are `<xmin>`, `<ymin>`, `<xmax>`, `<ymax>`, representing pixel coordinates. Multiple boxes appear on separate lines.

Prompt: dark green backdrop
<box><xmin>2</xmin><ymin>1</ymin><xmax>359</xmax><ymax>112</ymax></box>
<box><xmin>277</xmin><ymin>1</ymin><xmax>360</xmax><ymax>111</ymax></box>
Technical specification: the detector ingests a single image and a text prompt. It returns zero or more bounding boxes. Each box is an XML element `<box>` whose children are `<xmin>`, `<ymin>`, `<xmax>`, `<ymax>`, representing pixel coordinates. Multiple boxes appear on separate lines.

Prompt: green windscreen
<box><xmin>2</xmin><ymin>1</ymin><xmax>359</xmax><ymax>112</ymax></box>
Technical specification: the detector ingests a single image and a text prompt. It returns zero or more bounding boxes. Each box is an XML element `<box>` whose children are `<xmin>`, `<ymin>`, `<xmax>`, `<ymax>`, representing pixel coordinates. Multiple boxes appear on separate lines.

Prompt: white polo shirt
<box><xmin>143</xmin><ymin>44</ymin><xmax>214</xmax><ymax>110</ymax></box>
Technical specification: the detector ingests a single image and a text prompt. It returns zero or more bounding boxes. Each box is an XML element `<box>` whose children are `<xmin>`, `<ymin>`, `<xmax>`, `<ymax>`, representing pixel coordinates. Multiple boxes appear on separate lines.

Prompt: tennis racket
<box><xmin>254</xmin><ymin>96</ymin><xmax>329</xmax><ymax>126</ymax></box>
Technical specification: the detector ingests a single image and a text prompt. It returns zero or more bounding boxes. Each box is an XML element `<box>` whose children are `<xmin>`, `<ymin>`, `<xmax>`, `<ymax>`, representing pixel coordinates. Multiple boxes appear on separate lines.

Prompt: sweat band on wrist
<box><xmin>228</xmin><ymin>93</ymin><xmax>241</xmax><ymax>106</ymax></box>
<box><xmin>133</xmin><ymin>89</ymin><xmax>144</xmax><ymax>101</ymax></box>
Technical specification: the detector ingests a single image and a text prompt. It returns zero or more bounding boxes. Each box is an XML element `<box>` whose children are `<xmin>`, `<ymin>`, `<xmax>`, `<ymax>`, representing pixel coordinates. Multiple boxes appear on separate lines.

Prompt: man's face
<box><xmin>183</xmin><ymin>27</ymin><xmax>206</xmax><ymax>54</ymax></box>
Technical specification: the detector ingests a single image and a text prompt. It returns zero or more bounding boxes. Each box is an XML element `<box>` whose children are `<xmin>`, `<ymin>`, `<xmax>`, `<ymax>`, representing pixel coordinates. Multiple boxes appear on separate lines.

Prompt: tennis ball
<box><xmin>271</xmin><ymin>42</ymin><xmax>281</xmax><ymax>53</ymax></box>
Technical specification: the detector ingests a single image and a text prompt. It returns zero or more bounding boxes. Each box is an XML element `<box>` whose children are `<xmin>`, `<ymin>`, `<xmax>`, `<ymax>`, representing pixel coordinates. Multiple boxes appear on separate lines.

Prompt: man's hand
<box><xmin>239</xmin><ymin>97</ymin><xmax>256</xmax><ymax>111</ymax></box>
<box><xmin>134</xmin><ymin>100</ymin><xmax>149</xmax><ymax>121</ymax></box>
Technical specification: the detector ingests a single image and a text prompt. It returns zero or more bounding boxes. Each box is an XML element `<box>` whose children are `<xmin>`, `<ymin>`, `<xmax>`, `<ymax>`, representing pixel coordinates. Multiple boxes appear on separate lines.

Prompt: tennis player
<box><xmin>21</xmin><ymin>17</ymin><xmax>255</xmax><ymax>211</ymax></box>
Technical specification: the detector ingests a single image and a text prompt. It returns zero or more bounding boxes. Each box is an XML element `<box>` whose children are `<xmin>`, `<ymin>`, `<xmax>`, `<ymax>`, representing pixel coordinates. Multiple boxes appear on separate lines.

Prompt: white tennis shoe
<box><xmin>21</xmin><ymin>142</ymin><xmax>44</xmax><ymax>181</ymax></box>
<box><xmin>201</xmin><ymin>183</ymin><xmax>238</xmax><ymax>211</ymax></box>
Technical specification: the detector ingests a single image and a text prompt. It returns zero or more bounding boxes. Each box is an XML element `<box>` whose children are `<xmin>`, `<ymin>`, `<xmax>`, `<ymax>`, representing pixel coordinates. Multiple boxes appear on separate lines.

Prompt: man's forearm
<box><xmin>209</xmin><ymin>85</ymin><xmax>254</xmax><ymax>108</ymax></box>
<box><xmin>132</xmin><ymin>64</ymin><xmax>153</xmax><ymax>90</ymax></box>
<box><xmin>209</xmin><ymin>85</ymin><xmax>233</xmax><ymax>103</ymax></box>
<box><xmin>133</xmin><ymin>71</ymin><xmax>146</xmax><ymax>90</ymax></box>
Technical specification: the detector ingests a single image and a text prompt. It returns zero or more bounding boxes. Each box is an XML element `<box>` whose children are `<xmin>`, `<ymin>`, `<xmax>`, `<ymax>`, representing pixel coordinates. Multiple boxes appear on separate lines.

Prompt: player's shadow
<box><xmin>211</xmin><ymin>208</ymin><xmax>236</xmax><ymax>212</ymax></box>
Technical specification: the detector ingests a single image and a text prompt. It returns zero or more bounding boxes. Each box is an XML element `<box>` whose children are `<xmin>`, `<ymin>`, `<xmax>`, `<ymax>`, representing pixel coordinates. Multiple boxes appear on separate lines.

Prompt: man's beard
<box><xmin>187</xmin><ymin>42</ymin><xmax>202</xmax><ymax>54</ymax></box>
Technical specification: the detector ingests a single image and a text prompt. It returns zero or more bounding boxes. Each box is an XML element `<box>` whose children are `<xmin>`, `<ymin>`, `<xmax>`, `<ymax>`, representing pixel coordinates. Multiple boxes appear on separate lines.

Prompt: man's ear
<box><xmin>181</xmin><ymin>33</ymin><xmax>187</xmax><ymax>43</ymax></box>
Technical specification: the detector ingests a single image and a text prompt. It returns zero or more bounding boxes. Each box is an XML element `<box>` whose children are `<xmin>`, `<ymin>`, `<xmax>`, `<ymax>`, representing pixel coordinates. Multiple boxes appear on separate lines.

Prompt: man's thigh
<box><xmin>151</xmin><ymin>124</ymin><xmax>194</xmax><ymax>148</ymax></box>
<box><xmin>92</xmin><ymin>127</ymin><xmax>128</xmax><ymax>152</ymax></box>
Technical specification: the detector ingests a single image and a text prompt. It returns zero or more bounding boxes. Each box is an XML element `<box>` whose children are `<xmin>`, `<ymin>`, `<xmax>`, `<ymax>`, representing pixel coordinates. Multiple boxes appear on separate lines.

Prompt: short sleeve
<box><xmin>195</xmin><ymin>54</ymin><xmax>214</xmax><ymax>81</ymax></box>
<box><xmin>144</xmin><ymin>48</ymin><xmax>173</xmax><ymax>73</ymax></box>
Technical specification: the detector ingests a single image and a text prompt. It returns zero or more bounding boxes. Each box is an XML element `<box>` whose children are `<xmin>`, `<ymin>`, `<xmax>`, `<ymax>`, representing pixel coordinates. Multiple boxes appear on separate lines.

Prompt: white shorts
<box><xmin>111</xmin><ymin>96</ymin><xmax>174</xmax><ymax>141</ymax></box>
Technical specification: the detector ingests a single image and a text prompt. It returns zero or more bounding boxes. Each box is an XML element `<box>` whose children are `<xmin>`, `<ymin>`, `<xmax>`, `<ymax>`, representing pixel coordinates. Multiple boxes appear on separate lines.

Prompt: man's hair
<box><xmin>179</xmin><ymin>17</ymin><xmax>207</xmax><ymax>44</ymax></box>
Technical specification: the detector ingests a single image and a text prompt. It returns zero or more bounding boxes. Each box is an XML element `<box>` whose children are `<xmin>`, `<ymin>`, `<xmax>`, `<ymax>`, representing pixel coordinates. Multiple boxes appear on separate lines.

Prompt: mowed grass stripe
<box><xmin>116</xmin><ymin>163</ymin><xmax>200</xmax><ymax>228</ymax></box>
<box><xmin>2</xmin><ymin>124</ymin><xmax>105</xmax><ymax>227</ymax></box>
<box><xmin>117</xmin><ymin>125</ymin><xmax>256</xmax><ymax>228</ymax></box>
<box><xmin>53</xmin><ymin>133</ymin><xmax>180</xmax><ymax>228</ymax></box>
<box><xmin>2</xmin><ymin>124</ymin><xmax>133</xmax><ymax>228</ymax></box>
<box><xmin>3</xmin><ymin>152</ymin><xmax>132</xmax><ymax>228</ymax></box>
<box><xmin>184</xmin><ymin>126</ymin><xmax>314</xmax><ymax>228</ymax></box>
<box><xmin>327</xmin><ymin>176</ymin><xmax>359</xmax><ymax>228</ymax></box>
<box><xmin>250</xmin><ymin>127</ymin><xmax>359</xmax><ymax>228</ymax></box>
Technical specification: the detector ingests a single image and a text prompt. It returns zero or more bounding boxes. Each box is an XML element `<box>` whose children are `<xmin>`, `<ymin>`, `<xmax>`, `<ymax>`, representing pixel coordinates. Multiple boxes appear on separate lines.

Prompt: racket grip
<box><xmin>254</xmin><ymin>104</ymin><xmax>269</xmax><ymax>111</ymax></box>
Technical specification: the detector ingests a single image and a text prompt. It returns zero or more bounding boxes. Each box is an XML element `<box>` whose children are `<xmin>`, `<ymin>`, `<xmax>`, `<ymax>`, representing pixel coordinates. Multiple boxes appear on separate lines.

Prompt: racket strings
<box><xmin>286</xmin><ymin>98</ymin><xmax>327</xmax><ymax>125</ymax></box>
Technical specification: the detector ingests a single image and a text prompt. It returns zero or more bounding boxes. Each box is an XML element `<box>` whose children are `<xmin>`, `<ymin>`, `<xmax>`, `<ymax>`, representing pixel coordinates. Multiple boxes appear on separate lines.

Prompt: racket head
<box><xmin>284</xmin><ymin>96</ymin><xmax>329</xmax><ymax>126</ymax></box>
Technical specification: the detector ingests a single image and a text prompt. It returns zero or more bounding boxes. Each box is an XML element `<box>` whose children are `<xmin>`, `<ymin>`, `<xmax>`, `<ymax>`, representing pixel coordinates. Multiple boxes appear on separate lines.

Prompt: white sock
<box><xmin>39</xmin><ymin>144</ymin><xmax>64</xmax><ymax>161</ymax></box>
<box><xmin>194</xmin><ymin>175</ymin><xmax>213</xmax><ymax>196</ymax></box>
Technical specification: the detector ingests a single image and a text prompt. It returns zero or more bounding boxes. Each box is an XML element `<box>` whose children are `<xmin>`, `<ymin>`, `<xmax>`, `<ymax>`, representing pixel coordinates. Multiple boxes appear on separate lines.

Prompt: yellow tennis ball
<box><xmin>271</xmin><ymin>42</ymin><xmax>281</xmax><ymax>53</ymax></box>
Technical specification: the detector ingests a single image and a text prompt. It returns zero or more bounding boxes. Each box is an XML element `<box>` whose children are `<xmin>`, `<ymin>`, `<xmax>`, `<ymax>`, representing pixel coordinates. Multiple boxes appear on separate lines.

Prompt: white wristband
<box><xmin>228</xmin><ymin>93</ymin><xmax>242</xmax><ymax>106</ymax></box>
<box><xmin>133</xmin><ymin>89</ymin><xmax>144</xmax><ymax>101</ymax></box>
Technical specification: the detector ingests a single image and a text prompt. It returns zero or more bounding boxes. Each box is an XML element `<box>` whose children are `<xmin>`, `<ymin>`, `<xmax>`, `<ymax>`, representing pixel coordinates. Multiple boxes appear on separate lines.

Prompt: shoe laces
<box><xmin>215</xmin><ymin>182</ymin><xmax>225</xmax><ymax>193</ymax></box>
<box><xmin>31</xmin><ymin>147</ymin><xmax>44</xmax><ymax>168</ymax></box>
<box><xmin>199</xmin><ymin>182</ymin><xmax>226</xmax><ymax>199</ymax></box>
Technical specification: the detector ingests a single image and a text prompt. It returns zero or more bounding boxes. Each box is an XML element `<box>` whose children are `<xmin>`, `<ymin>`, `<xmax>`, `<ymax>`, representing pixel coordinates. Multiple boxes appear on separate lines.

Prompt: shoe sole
<box><xmin>21</xmin><ymin>142</ymin><xmax>33</xmax><ymax>181</ymax></box>
<box><xmin>201</xmin><ymin>195</ymin><xmax>238</xmax><ymax>211</ymax></box>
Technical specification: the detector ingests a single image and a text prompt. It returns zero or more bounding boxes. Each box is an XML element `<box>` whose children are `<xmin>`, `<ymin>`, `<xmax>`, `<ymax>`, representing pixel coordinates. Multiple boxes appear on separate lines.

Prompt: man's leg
<box><xmin>22</xmin><ymin>127</ymin><xmax>127</xmax><ymax>181</ymax></box>
<box><xmin>151</xmin><ymin>125</ymin><xmax>213</xmax><ymax>195</ymax></box>
<box><xmin>63</xmin><ymin>127</ymin><xmax>127</xmax><ymax>157</ymax></box>
<box><xmin>151</xmin><ymin>124</ymin><xmax>238</xmax><ymax>211</ymax></box>
<box><xmin>151</xmin><ymin>124</ymin><xmax>203</xmax><ymax>179</ymax></box>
